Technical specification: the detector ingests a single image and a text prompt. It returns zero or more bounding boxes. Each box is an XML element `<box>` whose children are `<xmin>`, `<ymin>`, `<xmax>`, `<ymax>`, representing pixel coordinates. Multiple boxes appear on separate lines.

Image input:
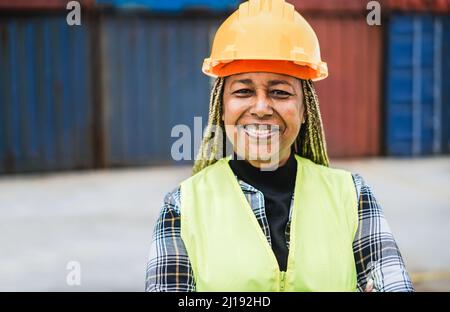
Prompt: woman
<box><xmin>146</xmin><ymin>0</ymin><xmax>414</xmax><ymax>292</ymax></box>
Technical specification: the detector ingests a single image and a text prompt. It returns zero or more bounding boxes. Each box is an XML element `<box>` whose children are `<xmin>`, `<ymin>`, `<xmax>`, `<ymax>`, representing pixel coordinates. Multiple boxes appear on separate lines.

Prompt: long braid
<box><xmin>297</xmin><ymin>79</ymin><xmax>329</xmax><ymax>166</ymax></box>
<box><xmin>192</xmin><ymin>78</ymin><xmax>329</xmax><ymax>175</ymax></box>
<box><xmin>192</xmin><ymin>78</ymin><xmax>225</xmax><ymax>174</ymax></box>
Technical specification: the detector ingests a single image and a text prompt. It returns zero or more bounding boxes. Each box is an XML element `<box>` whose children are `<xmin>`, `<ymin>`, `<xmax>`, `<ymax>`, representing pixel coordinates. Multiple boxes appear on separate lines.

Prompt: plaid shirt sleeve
<box><xmin>352</xmin><ymin>174</ymin><xmax>414</xmax><ymax>292</ymax></box>
<box><xmin>145</xmin><ymin>187</ymin><xmax>196</xmax><ymax>292</ymax></box>
<box><xmin>145</xmin><ymin>174</ymin><xmax>414</xmax><ymax>292</ymax></box>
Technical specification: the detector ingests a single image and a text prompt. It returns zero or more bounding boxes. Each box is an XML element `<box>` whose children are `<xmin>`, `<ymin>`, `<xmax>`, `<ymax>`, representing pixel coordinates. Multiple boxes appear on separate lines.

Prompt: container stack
<box><xmin>386</xmin><ymin>14</ymin><xmax>450</xmax><ymax>156</ymax></box>
<box><xmin>0</xmin><ymin>0</ymin><xmax>449</xmax><ymax>174</ymax></box>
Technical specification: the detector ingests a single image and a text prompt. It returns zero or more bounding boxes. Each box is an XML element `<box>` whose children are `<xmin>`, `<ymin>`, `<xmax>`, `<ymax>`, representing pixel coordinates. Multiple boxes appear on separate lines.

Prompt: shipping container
<box><xmin>289</xmin><ymin>0</ymin><xmax>450</xmax><ymax>14</ymax></box>
<box><xmin>95</xmin><ymin>0</ymin><xmax>240</xmax><ymax>12</ymax></box>
<box><xmin>289</xmin><ymin>0</ymin><xmax>370</xmax><ymax>14</ymax></box>
<box><xmin>384</xmin><ymin>0</ymin><xmax>450</xmax><ymax>13</ymax></box>
<box><xmin>287</xmin><ymin>1</ymin><xmax>385</xmax><ymax>158</ymax></box>
<box><xmin>444</xmin><ymin>16</ymin><xmax>450</xmax><ymax>153</ymax></box>
<box><xmin>0</xmin><ymin>15</ymin><xmax>95</xmax><ymax>174</ymax></box>
<box><xmin>304</xmin><ymin>15</ymin><xmax>383</xmax><ymax>158</ymax></box>
<box><xmin>99</xmin><ymin>14</ymin><xmax>221</xmax><ymax>166</ymax></box>
<box><xmin>0</xmin><ymin>0</ymin><xmax>94</xmax><ymax>11</ymax></box>
<box><xmin>386</xmin><ymin>14</ymin><xmax>449</xmax><ymax>156</ymax></box>
<box><xmin>2</xmin><ymin>0</ymin><xmax>448</xmax><ymax>13</ymax></box>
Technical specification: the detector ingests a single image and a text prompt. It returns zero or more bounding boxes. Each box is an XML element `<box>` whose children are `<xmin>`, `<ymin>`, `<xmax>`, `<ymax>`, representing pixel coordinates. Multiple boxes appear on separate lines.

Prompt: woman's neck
<box><xmin>228</xmin><ymin>150</ymin><xmax>297</xmax><ymax>193</ymax></box>
<box><xmin>232</xmin><ymin>148</ymin><xmax>293</xmax><ymax>171</ymax></box>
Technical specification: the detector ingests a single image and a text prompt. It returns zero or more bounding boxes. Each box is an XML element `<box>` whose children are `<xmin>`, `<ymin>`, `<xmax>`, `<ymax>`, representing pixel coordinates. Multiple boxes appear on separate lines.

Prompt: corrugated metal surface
<box><xmin>289</xmin><ymin>0</ymin><xmax>450</xmax><ymax>14</ymax></box>
<box><xmin>444</xmin><ymin>16</ymin><xmax>450</xmax><ymax>153</ymax></box>
<box><xmin>289</xmin><ymin>0</ymin><xmax>370</xmax><ymax>14</ymax></box>
<box><xmin>99</xmin><ymin>15</ymin><xmax>220</xmax><ymax>166</ymax></box>
<box><xmin>0</xmin><ymin>0</ymin><xmax>94</xmax><ymax>10</ymax></box>
<box><xmin>95</xmin><ymin>0</ymin><xmax>240</xmax><ymax>12</ymax></box>
<box><xmin>386</xmin><ymin>14</ymin><xmax>449</xmax><ymax>156</ymax></box>
<box><xmin>304</xmin><ymin>15</ymin><xmax>382</xmax><ymax>158</ymax></box>
<box><xmin>384</xmin><ymin>0</ymin><xmax>450</xmax><ymax>13</ymax></box>
<box><xmin>2</xmin><ymin>0</ymin><xmax>447</xmax><ymax>13</ymax></box>
<box><xmin>0</xmin><ymin>15</ymin><xmax>94</xmax><ymax>174</ymax></box>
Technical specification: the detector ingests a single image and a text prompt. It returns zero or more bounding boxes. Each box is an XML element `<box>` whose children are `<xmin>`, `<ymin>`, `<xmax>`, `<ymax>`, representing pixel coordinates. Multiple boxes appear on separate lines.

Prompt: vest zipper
<box><xmin>279</xmin><ymin>271</ymin><xmax>286</xmax><ymax>291</ymax></box>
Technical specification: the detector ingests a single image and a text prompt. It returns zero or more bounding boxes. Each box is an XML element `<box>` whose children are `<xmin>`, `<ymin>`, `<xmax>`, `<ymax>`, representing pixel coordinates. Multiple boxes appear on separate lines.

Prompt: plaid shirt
<box><xmin>145</xmin><ymin>172</ymin><xmax>414</xmax><ymax>292</ymax></box>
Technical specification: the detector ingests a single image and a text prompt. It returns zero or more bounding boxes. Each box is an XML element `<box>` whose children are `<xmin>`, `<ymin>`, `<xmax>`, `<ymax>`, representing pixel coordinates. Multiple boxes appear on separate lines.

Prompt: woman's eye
<box><xmin>233</xmin><ymin>89</ymin><xmax>253</xmax><ymax>96</ymax></box>
<box><xmin>271</xmin><ymin>90</ymin><xmax>292</xmax><ymax>98</ymax></box>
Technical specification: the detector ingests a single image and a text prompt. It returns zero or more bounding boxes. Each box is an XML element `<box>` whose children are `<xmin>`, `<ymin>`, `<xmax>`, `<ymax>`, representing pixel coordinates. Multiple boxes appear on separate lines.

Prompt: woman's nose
<box><xmin>250</xmin><ymin>94</ymin><xmax>273</xmax><ymax>118</ymax></box>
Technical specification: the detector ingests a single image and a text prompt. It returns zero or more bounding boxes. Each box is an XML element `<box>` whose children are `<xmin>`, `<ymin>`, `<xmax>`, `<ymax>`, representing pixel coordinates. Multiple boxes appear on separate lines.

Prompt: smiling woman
<box><xmin>145</xmin><ymin>0</ymin><xmax>414</xmax><ymax>292</ymax></box>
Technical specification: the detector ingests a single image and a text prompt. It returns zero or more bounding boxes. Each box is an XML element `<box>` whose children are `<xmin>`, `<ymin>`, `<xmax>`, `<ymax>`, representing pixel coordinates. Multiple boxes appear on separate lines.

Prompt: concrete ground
<box><xmin>0</xmin><ymin>156</ymin><xmax>449</xmax><ymax>291</ymax></box>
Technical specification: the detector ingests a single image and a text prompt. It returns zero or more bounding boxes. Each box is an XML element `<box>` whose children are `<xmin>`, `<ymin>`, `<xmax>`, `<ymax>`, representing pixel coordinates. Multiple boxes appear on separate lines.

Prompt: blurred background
<box><xmin>0</xmin><ymin>0</ymin><xmax>449</xmax><ymax>291</ymax></box>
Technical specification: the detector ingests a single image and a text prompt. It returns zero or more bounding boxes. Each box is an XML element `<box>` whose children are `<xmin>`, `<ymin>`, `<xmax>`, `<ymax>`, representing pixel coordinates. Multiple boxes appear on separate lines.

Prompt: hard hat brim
<box><xmin>202</xmin><ymin>59</ymin><xmax>328</xmax><ymax>81</ymax></box>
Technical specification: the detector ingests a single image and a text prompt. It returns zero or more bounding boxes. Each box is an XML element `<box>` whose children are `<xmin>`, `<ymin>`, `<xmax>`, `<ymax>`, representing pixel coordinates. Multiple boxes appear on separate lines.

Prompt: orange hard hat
<box><xmin>202</xmin><ymin>0</ymin><xmax>328</xmax><ymax>81</ymax></box>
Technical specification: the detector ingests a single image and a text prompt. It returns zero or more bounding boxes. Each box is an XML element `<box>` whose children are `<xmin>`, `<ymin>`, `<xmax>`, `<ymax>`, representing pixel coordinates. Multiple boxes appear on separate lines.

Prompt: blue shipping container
<box><xmin>95</xmin><ymin>0</ymin><xmax>241</xmax><ymax>12</ymax></box>
<box><xmin>0</xmin><ymin>15</ymin><xmax>94</xmax><ymax>174</ymax></box>
<box><xmin>443</xmin><ymin>16</ymin><xmax>450</xmax><ymax>153</ymax></box>
<box><xmin>386</xmin><ymin>14</ymin><xmax>450</xmax><ymax>156</ymax></box>
<box><xmin>99</xmin><ymin>14</ymin><xmax>221</xmax><ymax>166</ymax></box>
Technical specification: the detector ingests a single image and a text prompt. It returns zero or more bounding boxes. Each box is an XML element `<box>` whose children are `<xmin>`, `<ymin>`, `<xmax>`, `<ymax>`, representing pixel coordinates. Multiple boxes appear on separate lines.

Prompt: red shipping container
<box><xmin>290</xmin><ymin>0</ymin><xmax>368</xmax><ymax>14</ymax></box>
<box><xmin>289</xmin><ymin>0</ymin><xmax>450</xmax><ymax>13</ymax></box>
<box><xmin>384</xmin><ymin>0</ymin><xmax>450</xmax><ymax>13</ymax></box>
<box><xmin>301</xmin><ymin>14</ymin><xmax>382</xmax><ymax>158</ymax></box>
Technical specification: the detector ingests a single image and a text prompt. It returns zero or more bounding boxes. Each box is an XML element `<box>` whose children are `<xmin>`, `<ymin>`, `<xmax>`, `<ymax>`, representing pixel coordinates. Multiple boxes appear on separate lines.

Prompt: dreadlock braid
<box><xmin>192</xmin><ymin>78</ymin><xmax>225</xmax><ymax>174</ymax></box>
<box><xmin>192</xmin><ymin>78</ymin><xmax>329</xmax><ymax>175</ymax></box>
<box><xmin>297</xmin><ymin>79</ymin><xmax>329</xmax><ymax>167</ymax></box>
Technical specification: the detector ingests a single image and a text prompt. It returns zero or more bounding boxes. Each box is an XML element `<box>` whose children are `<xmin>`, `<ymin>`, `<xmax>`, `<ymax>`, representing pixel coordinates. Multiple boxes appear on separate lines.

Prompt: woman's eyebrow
<box><xmin>230</xmin><ymin>79</ymin><xmax>254</xmax><ymax>88</ymax></box>
<box><xmin>268</xmin><ymin>80</ymin><xmax>293</xmax><ymax>88</ymax></box>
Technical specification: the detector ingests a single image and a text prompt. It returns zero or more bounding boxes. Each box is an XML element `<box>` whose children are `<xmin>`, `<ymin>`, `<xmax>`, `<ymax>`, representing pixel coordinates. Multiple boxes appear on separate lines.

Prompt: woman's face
<box><xmin>222</xmin><ymin>72</ymin><xmax>305</xmax><ymax>169</ymax></box>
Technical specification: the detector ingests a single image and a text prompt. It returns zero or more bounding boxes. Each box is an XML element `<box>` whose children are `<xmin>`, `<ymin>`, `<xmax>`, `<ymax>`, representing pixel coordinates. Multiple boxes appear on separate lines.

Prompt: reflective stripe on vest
<box><xmin>180</xmin><ymin>154</ymin><xmax>358</xmax><ymax>291</ymax></box>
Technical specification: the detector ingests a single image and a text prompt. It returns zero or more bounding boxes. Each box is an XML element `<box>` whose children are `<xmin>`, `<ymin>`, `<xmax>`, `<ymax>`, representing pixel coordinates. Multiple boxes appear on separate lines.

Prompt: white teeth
<box><xmin>241</xmin><ymin>124</ymin><xmax>280</xmax><ymax>139</ymax></box>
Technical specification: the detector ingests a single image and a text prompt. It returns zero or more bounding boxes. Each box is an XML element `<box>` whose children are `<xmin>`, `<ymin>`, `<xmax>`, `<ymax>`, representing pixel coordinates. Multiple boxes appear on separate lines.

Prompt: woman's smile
<box><xmin>238</xmin><ymin>123</ymin><xmax>284</xmax><ymax>140</ymax></box>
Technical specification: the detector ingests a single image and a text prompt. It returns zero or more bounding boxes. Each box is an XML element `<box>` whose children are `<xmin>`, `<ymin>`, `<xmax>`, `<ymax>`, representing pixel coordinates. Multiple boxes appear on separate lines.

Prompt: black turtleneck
<box><xmin>228</xmin><ymin>151</ymin><xmax>297</xmax><ymax>271</ymax></box>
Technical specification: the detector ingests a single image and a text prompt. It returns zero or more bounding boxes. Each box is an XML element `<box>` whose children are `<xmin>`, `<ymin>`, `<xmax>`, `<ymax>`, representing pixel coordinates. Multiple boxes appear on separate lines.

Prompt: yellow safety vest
<box><xmin>180</xmin><ymin>154</ymin><xmax>358</xmax><ymax>291</ymax></box>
